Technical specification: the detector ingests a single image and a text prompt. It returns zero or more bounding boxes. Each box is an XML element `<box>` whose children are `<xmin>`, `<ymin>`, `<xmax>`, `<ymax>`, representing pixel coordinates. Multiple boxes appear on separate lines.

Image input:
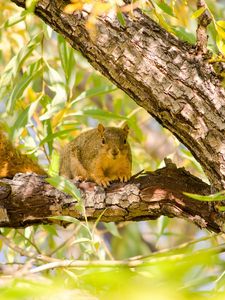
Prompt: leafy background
<box><xmin>0</xmin><ymin>0</ymin><xmax>225</xmax><ymax>299</ymax></box>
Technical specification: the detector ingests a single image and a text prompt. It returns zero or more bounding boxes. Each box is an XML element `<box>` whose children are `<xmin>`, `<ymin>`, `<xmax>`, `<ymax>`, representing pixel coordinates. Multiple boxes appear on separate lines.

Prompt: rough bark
<box><xmin>0</xmin><ymin>163</ymin><xmax>224</xmax><ymax>232</ymax></box>
<box><xmin>11</xmin><ymin>0</ymin><xmax>225</xmax><ymax>190</ymax></box>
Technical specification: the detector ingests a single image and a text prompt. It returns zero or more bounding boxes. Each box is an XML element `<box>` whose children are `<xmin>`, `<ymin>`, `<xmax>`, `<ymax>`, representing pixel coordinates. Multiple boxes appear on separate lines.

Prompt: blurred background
<box><xmin>0</xmin><ymin>0</ymin><xmax>225</xmax><ymax>299</ymax></box>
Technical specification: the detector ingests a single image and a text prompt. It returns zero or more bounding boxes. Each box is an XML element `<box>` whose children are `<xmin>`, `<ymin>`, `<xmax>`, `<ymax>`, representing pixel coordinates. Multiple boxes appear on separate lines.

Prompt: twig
<box><xmin>16</xmin><ymin>230</ymin><xmax>41</xmax><ymax>254</ymax></box>
<box><xmin>196</xmin><ymin>0</ymin><xmax>212</xmax><ymax>55</ymax></box>
<box><xmin>130</xmin><ymin>233</ymin><xmax>219</xmax><ymax>260</ymax></box>
<box><xmin>28</xmin><ymin>243</ymin><xmax>225</xmax><ymax>274</ymax></box>
<box><xmin>48</xmin><ymin>225</ymin><xmax>82</xmax><ymax>256</ymax></box>
<box><xmin>0</xmin><ymin>234</ymin><xmax>60</xmax><ymax>263</ymax></box>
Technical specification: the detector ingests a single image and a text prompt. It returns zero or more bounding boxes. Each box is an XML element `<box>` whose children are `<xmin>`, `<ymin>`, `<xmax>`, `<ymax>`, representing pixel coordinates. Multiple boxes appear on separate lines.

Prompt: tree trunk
<box><xmin>0</xmin><ymin>165</ymin><xmax>224</xmax><ymax>232</ymax></box>
<box><xmin>11</xmin><ymin>0</ymin><xmax>225</xmax><ymax>190</ymax></box>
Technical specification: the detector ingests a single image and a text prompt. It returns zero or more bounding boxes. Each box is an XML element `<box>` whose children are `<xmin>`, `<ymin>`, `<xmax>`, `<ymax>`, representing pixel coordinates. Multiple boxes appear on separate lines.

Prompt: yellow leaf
<box><xmin>217</xmin><ymin>20</ymin><xmax>225</xmax><ymax>29</ymax></box>
<box><xmin>216</xmin><ymin>35</ymin><xmax>225</xmax><ymax>56</ymax></box>
<box><xmin>52</xmin><ymin>108</ymin><xmax>68</xmax><ymax>129</ymax></box>
<box><xmin>191</xmin><ymin>7</ymin><xmax>205</xmax><ymax>19</ymax></box>
<box><xmin>64</xmin><ymin>3</ymin><xmax>83</xmax><ymax>14</ymax></box>
<box><xmin>92</xmin><ymin>2</ymin><xmax>112</xmax><ymax>15</ymax></box>
<box><xmin>216</xmin><ymin>23</ymin><xmax>225</xmax><ymax>40</ymax></box>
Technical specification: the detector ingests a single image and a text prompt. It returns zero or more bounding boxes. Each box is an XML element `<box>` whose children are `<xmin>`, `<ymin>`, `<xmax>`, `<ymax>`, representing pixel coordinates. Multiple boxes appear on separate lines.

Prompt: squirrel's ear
<box><xmin>123</xmin><ymin>124</ymin><xmax>129</xmax><ymax>135</ymax></box>
<box><xmin>97</xmin><ymin>123</ymin><xmax>105</xmax><ymax>136</ymax></box>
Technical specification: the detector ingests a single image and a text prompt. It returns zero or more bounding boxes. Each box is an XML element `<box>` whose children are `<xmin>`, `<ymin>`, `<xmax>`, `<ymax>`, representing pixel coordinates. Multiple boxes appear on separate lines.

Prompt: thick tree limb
<box><xmin>0</xmin><ymin>164</ymin><xmax>224</xmax><ymax>232</ymax></box>
<box><xmin>11</xmin><ymin>0</ymin><xmax>225</xmax><ymax>190</ymax></box>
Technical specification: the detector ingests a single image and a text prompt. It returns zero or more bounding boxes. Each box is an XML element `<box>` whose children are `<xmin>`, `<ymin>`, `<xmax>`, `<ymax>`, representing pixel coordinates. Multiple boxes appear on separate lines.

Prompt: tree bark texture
<box><xmin>11</xmin><ymin>0</ymin><xmax>225</xmax><ymax>190</ymax></box>
<box><xmin>0</xmin><ymin>165</ymin><xmax>224</xmax><ymax>232</ymax></box>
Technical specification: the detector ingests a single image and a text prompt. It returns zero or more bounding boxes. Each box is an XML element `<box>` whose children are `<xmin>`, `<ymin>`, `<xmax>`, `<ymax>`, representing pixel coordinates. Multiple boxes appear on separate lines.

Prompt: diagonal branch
<box><xmin>0</xmin><ymin>163</ymin><xmax>224</xmax><ymax>232</ymax></box>
<box><xmin>11</xmin><ymin>0</ymin><xmax>225</xmax><ymax>190</ymax></box>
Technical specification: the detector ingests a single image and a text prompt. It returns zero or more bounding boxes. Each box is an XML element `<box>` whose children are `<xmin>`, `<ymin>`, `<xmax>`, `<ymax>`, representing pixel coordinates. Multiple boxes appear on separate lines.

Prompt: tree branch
<box><xmin>0</xmin><ymin>164</ymin><xmax>224</xmax><ymax>232</ymax></box>
<box><xmin>11</xmin><ymin>0</ymin><xmax>225</xmax><ymax>190</ymax></box>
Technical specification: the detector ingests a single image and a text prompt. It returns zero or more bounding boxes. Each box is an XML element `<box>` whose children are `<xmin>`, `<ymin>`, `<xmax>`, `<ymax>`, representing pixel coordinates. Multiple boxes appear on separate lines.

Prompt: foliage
<box><xmin>0</xmin><ymin>0</ymin><xmax>225</xmax><ymax>299</ymax></box>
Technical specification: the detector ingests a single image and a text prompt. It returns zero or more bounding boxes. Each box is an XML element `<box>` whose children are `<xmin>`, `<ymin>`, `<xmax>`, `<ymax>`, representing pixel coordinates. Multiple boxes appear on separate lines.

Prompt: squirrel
<box><xmin>59</xmin><ymin>124</ymin><xmax>132</xmax><ymax>187</ymax></box>
<box><xmin>0</xmin><ymin>129</ymin><xmax>47</xmax><ymax>178</ymax></box>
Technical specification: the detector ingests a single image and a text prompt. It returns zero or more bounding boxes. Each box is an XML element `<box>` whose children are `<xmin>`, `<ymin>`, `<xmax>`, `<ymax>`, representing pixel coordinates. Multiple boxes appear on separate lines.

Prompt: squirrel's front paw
<box><xmin>118</xmin><ymin>175</ymin><xmax>130</xmax><ymax>183</ymax></box>
<box><xmin>95</xmin><ymin>177</ymin><xmax>111</xmax><ymax>188</ymax></box>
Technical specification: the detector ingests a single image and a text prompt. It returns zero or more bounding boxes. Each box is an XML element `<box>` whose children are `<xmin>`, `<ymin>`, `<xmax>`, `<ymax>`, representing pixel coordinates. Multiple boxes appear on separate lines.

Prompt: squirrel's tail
<box><xmin>0</xmin><ymin>129</ymin><xmax>47</xmax><ymax>178</ymax></box>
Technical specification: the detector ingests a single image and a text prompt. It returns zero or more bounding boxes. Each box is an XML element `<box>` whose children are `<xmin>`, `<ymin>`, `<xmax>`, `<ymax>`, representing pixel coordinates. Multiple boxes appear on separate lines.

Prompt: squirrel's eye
<box><xmin>124</xmin><ymin>139</ymin><xmax>127</xmax><ymax>144</ymax></box>
<box><xmin>102</xmin><ymin>138</ymin><xmax>106</xmax><ymax>144</ymax></box>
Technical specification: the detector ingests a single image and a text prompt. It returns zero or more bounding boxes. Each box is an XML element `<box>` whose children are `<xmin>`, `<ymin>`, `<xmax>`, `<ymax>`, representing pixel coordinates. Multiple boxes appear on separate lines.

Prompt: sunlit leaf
<box><xmin>216</xmin><ymin>35</ymin><xmax>225</xmax><ymax>56</ymax></box>
<box><xmin>49</xmin><ymin>215</ymin><xmax>81</xmax><ymax>224</ymax></box>
<box><xmin>0</xmin><ymin>33</ymin><xmax>42</xmax><ymax>100</ymax></box>
<box><xmin>81</xmin><ymin>108</ymin><xmax>128</xmax><ymax>120</ymax></box>
<box><xmin>156</xmin><ymin>1</ymin><xmax>175</xmax><ymax>17</ymax></box>
<box><xmin>217</xmin><ymin>20</ymin><xmax>225</xmax><ymax>30</ymax></box>
<box><xmin>48</xmin><ymin>150</ymin><xmax>60</xmax><ymax>177</ymax></box>
<box><xmin>64</xmin><ymin>3</ymin><xmax>83</xmax><ymax>14</ymax></box>
<box><xmin>104</xmin><ymin>223</ymin><xmax>121</xmax><ymax>238</ymax></box>
<box><xmin>172</xmin><ymin>26</ymin><xmax>196</xmax><ymax>43</ymax></box>
<box><xmin>0</xmin><ymin>11</ymin><xmax>27</xmax><ymax>29</ymax></box>
<box><xmin>40</xmin><ymin>129</ymin><xmax>77</xmax><ymax>146</ymax></box>
<box><xmin>70</xmin><ymin>85</ymin><xmax>117</xmax><ymax>106</ymax></box>
<box><xmin>58</xmin><ymin>35</ymin><xmax>76</xmax><ymax>90</ymax></box>
<box><xmin>191</xmin><ymin>7</ymin><xmax>206</xmax><ymax>19</ymax></box>
<box><xmin>117</xmin><ymin>11</ymin><xmax>126</xmax><ymax>27</ymax></box>
<box><xmin>11</xmin><ymin>94</ymin><xmax>42</xmax><ymax>134</ymax></box>
<box><xmin>6</xmin><ymin>58</ymin><xmax>44</xmax><ymax>112</ymax></box>
<box><xmin>216</xmin><ymin>22</ymin><xmax>225</xmax><ymax>40</ymax></box>
<box><xmin>46</xmin><ymin>175</ymin><xmax>81</xmax><ymax>201</ymax></box>
<box><xmin>25</xmin><ymin>0</ymin><xmax>38</xmax><ymax>12</ymax></box>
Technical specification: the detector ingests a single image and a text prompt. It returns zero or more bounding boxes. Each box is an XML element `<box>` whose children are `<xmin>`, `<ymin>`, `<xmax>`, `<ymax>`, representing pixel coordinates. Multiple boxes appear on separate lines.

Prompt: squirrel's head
<box><xmin>97</xmin><ymin>123</ymin><xmax>130</xmax><ymax>160</ymax></box>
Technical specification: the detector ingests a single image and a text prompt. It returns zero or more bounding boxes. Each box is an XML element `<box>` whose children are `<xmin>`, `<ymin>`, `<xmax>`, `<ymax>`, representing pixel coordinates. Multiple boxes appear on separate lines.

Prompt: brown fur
<box><xmin>0</xmin><ymin>130</ymin><xmax>47</xmax><ymax>178</ymax></box>
<box><xmin>59</xmin><ymin>124</ymin><xmax>132</xmax><ymax>187</ymax></box>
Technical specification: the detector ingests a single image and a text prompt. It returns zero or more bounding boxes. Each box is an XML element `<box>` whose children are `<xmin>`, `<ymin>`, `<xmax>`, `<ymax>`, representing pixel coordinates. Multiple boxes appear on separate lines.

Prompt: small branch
<box><xmin>28</xmin><ymin>243</ymin><xmax>225</xmax><ymax>274</ymax></box>
<box><xmin>0</xmin><ymin>235</ymin><xmax>60</xmax><ymax>263</ymax></box>
<box><xmin>196</xmin><ymin>0</ymin><xmax>212</xmax><ymax>55</ymax></box>
<box><xmin>0</xmin><ymin>164</ymin><xmax>224</xmax><ymax>233</ymax></box>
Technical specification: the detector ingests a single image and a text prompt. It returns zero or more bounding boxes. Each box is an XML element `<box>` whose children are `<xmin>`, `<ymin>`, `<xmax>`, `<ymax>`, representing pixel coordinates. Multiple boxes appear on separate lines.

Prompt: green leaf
<box><xmin>45</xmin><ymin>119</ymin><xmax>53</xmax><ymax>155</ymax></box>
<box><xmin>0</xmin><ymin>33</ymin><xmax>42</xmax><ymax>100</ymax></box>
<box><xmin>26</xmin><ymin>0</ymin><xmax>38</xmax><ymax>12</ymax></box>
<box><xmin>172</xmin><ymin>26</ymin><xmax>196</xmax><ymax>44</ymax></box>
<box><xmin>40</xmin><ymin>129</ymin><xmax>77</xmax><ymax>146</ymax></box>
<box><xmin>46</xmin><ymin>176</ymin><xmax>81</xmax><ymax>201</ymax></box>
<box><xmin>11</xmin><ymin>95</ymin><xmax>42</xmax><ymax>134</ymax></box>
<box><xmin>0</xmin><ymin>11</ymin><xmax>27</xmax><ymax>29</ymax></box>
<box><xmin>6</xmin><ymin>58</ymin><xmax>44</xmax><ymax>112</ymax></box>
<box><xmin>58</xmin><ymin>35</ymin><xmax>76</xmax><ymax>90</ymax></box>
<box><xmin>191</xmin><ymin>7</ymin><xmax>206</xmax><ymax>19</ymax></box>
<box><xmin>70</xmin><ymin>85</ymin><xmax>117</xmax><ymax>106</ymax></box>
<box><xmin>157</xmin><ymin>216</ymin><xmax>170</xmax><ymax>236</ymax></box>
<box><xmin>218</xmin><ymin>206</ymin><xmax>225</xmax><ymax>211</ymax></box>
<box><xmin>71</xmin><ymin>237</ymin><xmax>92</xmax><ymax>245</ymax></box>
<box><xmin>104</xmin><ymin>223</ymin><xmax>121</xmax><ymax>238</ymax></box>
<box><xmin>157</xmin><ymin>1</ymin><xmax>175</xmax><ymax>17</ymax></box>
<box><xmin>39</xmin><ymin>103</ymin><xmax>64</xmax><ymax>121</ymax></box>
<box><xmin>81</xmin><ymin>108</ymin><xmax>128</xmax><ymax>120</ymax></box>
<box><xmin>184</xmin><ymin>190</ymin><xmax>225</xmax><ymax>201</ymax></box>
<box><xmin>48</xmin><ymin>150</ymin><xmax>60</xmax><ymax>177</ymax></box>
<box><xmin>117</xmin><ymin>11</ymin><xmax>126</xmax><ymax>27</ymax></box>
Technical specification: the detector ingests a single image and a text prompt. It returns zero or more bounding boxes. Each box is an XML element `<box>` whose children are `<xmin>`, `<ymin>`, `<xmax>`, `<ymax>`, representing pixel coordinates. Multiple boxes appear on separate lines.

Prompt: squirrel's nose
<box><xmin>111</xmin><ymin>148</ymin><xmax>119</xmax><ymax>157</ymax></box>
